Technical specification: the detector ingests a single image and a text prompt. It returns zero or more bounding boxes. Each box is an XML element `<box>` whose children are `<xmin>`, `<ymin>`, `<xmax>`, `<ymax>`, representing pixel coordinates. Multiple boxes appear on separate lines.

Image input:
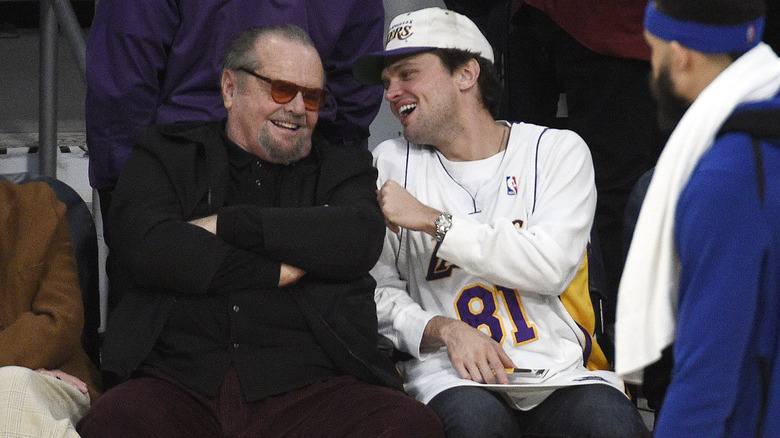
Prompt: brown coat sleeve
<box><xmin>0</xmin><ymin>181</ymin><xmax>102</xmax><ymax>400</ymax></box>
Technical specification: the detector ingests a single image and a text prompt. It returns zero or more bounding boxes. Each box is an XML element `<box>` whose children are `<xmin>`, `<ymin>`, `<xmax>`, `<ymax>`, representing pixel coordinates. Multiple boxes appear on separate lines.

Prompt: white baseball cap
<box><xmin>353</xmin><ymin>7</ymin><xmax>494</xmax><ymax>85</ymax></box>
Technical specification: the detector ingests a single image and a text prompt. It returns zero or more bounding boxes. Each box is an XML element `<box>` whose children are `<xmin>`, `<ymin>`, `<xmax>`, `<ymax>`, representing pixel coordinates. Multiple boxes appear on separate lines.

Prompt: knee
<box><xmin>366</xmin><ymin>394</ymin><xmax>444</xmax><ymax>438</ymax></box>
<box><xmin>569</xmin><ymin>385</ymin><xmax>651</xmax><ymax>438</ymax></box>
<box><xmin>391</xmin><ymin>399</ymin><xmax>444</xmax><ymax>437</ymax></box>
<box><xmin>76</xmin><ymin>381</ymin><xmax>155</xmax><ymax>437</ymax></box>
<box><xmin>428</xmin><ymin>387</ymin><xmax>519</xmax><ymax>438</ymax></box>
<box><xmin>437</xmin><ymin>409</ymin><xmax>517</xmax><ymax>438</ymax></box>
<box><xmin>77</xmin><ymin>377</ymin><xmax>219</xmax><ymax>438</ymax></box>
<box><xmin>0</xmin><ymin>366</ymin><xmax>37</xmax><ymax>396</ymax></box>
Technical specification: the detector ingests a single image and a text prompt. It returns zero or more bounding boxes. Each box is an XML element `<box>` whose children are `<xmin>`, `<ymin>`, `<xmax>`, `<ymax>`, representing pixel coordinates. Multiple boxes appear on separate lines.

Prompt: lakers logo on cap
<box><xmin>386</xmin><ymin>23</ymin><xmax>413</xmax><ymax>44</ymax></box>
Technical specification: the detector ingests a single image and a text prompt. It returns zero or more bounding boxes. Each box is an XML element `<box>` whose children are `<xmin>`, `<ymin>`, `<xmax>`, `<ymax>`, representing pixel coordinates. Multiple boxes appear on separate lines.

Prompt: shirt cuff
<box><xmin>395</xmin><ymin>307</ymin><xmax>439</xmax><ymax>360</ymax></box>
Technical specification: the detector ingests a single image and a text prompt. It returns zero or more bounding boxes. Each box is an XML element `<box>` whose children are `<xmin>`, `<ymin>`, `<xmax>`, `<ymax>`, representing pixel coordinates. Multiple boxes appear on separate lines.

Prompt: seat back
<box><xmin>0</xmin><ymin>172</ymin><xmax>101</xmax><ymax>366</ymax></box>
<box><xmin>588</xmin><ymin>223</ymin><xmax>612</xmax><ymax>362</ymax></box>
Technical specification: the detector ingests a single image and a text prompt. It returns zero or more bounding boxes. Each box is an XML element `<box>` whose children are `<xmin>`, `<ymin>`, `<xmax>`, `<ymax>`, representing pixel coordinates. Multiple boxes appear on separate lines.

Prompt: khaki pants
<box><xmin>0</xmin><ymin>366</ymin><xmax>90</xmax><ymax>438</ymax></box>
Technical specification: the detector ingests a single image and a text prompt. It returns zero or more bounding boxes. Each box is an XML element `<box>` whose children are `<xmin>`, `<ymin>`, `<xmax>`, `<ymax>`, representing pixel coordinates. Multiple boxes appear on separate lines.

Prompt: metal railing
<box><xmin>35</xmin><ymin>0</ymin><xmax>107</xmax><ymax>333</ymax></box>
<box><xmin>38</xmin><ymin>0</ymin><xmax>88</xmax><ymax>177</ymax></box>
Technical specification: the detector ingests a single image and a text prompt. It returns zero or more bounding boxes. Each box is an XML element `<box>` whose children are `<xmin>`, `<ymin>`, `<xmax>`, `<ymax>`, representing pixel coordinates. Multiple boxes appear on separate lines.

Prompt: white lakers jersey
<box><xmin>371</xmin><ymin>122</ymin><xmax>625</xmax><ymax>410</ymax></box>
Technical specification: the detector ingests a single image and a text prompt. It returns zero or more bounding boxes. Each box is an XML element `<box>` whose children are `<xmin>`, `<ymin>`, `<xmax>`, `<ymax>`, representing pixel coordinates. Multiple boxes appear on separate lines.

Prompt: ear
<box><xmin>222</xmin><ymin>70</ymin><xmax>236</xmax><ymax>110</ymax></box>
<box><xmin>455</xmin><ymin>58</ymin><xmax>480</xmax><ymax>92</ymax></box>
<box><xmin>668</xmin><ymin>41</ymin><xmax>694</xmax><ymax>75</ymax></box>
<box><xmin>668</xmin><ymin>41</ymin><xmax>708</xmax><ymax>101</ymax></box>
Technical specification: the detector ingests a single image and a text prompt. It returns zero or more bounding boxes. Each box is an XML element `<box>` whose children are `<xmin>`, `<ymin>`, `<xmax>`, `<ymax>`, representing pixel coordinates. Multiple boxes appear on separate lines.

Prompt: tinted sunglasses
<box><xmin>238</xmin><ymin>68</ymin><xmax>326</xmax><ymax>111</ymax></box>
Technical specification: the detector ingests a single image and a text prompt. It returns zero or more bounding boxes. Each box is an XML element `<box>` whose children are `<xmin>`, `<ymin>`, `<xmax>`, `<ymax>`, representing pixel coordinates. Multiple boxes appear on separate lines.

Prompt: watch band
<box><xmin>433</xmin><ymin>212</ymin><xmax>452</xmax><ymax>242</ymax></box>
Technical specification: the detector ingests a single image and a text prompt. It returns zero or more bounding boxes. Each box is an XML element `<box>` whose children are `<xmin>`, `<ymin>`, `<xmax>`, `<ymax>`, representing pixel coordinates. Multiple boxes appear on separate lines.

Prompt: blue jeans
<box><xmin>427</xmin><ymin>384</ymin><xmax>650</xmax><ymax>438</ymax></box>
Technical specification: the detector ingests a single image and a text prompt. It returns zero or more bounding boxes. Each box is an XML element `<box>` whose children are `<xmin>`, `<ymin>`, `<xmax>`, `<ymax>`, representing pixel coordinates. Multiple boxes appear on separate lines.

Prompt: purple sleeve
<box><xmin>315</xmin><ymin>0</ymin><xmax>385</xmax><ymax>148</ymax></box>
<box><xmin>85</xmin><ymin>0</ymin><xmax>180</xmax><ymax>190</ymax></box>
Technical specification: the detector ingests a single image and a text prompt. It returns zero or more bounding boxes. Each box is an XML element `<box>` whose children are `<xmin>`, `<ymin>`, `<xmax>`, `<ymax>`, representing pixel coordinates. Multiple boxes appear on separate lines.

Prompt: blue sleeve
<box><xmin>85</xmin><ymin>0</ymin><xmax>179</xmax><ymax>190</ymax></box>
<box><xmin>655</xmin><ymin>142</ymin><xmax>767</xmax><ymax>437</ymax></box>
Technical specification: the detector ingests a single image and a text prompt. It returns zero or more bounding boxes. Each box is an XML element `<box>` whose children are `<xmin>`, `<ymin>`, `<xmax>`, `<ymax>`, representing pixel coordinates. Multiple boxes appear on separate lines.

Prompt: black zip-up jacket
<box><xmin>101</xmin><ymin>121</ymin><xmax>403</xmax><ymax>394</ymax></box>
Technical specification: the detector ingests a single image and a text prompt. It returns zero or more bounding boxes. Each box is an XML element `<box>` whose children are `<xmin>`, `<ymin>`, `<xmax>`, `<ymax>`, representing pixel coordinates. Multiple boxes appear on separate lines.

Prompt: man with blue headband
<box><xmin>615</xmin><ymin>0</ymin><xmax>780</xmax><ymax>436</ymax></box>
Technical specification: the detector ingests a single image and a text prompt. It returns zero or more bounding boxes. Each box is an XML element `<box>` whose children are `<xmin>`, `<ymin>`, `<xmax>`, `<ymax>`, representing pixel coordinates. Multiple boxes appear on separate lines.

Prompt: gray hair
<box><xmin>222</xmin><ymin>25</ymin><xmax>321</xmax><ymax>90</ymax></box>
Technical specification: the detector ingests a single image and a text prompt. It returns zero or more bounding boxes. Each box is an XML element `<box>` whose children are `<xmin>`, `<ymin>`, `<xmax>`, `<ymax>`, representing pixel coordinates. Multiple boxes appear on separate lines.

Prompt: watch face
<box><xmin>434</xmin><ymin>212</ymin><xmax>452</xmax><ymax>242</ymax></box>
<box><xmin>438</xmin><ymin>213</ymin><xmax>452</xmax><ymax>228</ymax></box>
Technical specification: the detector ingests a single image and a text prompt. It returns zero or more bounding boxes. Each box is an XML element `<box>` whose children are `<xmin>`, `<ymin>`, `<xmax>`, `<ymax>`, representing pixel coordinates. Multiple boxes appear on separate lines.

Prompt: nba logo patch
<box><xmin>506</xmin><ymin>176</ymin><xmax>518</xmax><ymax>195</ymax></box>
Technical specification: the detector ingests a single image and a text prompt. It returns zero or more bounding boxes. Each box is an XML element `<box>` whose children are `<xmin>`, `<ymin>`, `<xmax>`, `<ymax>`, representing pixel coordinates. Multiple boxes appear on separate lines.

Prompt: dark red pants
<box><xmin>77</xmin><ymin>367</ymin><xmax>443</xmax><ymax>437</ymax></box>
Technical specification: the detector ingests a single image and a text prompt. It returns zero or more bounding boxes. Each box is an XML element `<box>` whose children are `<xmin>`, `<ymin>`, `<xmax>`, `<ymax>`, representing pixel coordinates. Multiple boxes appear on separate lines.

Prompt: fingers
<box><xmin>446</xmin><ymin>343</ymin><xmax>503</xmax><ymax>384</ymax></box>
<box><xmin>377</xmin><ymin>180</ymin><xmax>409</xmax><ymax>220</ymax></box>
<box><xmin>377</xmin><ymin>179</ymin><xmax>436</xmax><ymax>233</ymax></box>
<box><xmin>188</xmin><ymin>215</ymin><xmax>217</xmax><ymax>234</ymax></box>
<box><xmin>441</xmin><ymin>321</ymin><xmax>519</xmax><ymax>385</ymax></box>
<box><xmin>498</xmin><ymin>347</ymin><xmax>516</xmax><ymax>369</ymax></box>
<box><xmin>385</xmin><ymin>219</ymin><xmax>400</xmax><ymax>233</ymax></box>
<box><xmin>380</xmin><ymin>179</ymin><xmax>401</xmax><ymax>191</ymax></box>
<box><xmin>278</xmin><ymin>263</ymin><xmax>306</xmax><ymax>287</ymax></box>
<box><xmin>36</xmin><ymin>369</ymin><xmax>89</xmax><ymax>394</ymax></box>
<box><xmin>453</xmin><ymin>351</ymin><xmax>504</xmax><ymax>384</ymax></box>
<box><xmin>68</xmin><ymin>376</ymin><xmax>89</xmax><ymax>394</ymax></box>
<box><xmin>376</xmin><ymin>181</ymin><xmax>396</xmax><ymax>214</ymax></box>
<box><xmin>377</xmin><ymin>185</ymin><xmax>398</xmax><ymax>232</ymax></box>
<box><xmin>452</xmin><ymin>362</ymin><xmax>471</xmax><ymax>382</ymax></box>
<box><xmin>489</xmin><ymin>357</ymin><xmax>510</xmax><ymax>385</ymax></box>
<box><xmin>492</xmin><ymin>347</ymin><xmax>516</xmax><ymax>384</ymax></box>
<box><xmin>478</xmin><ymin>348</ymin><xmax>512</xmax><ymax>384</ymax></box>
<box><xmin>476</xmin><ymin>360</ymin><xmax>496</xmax><ymax>384</ymax></box>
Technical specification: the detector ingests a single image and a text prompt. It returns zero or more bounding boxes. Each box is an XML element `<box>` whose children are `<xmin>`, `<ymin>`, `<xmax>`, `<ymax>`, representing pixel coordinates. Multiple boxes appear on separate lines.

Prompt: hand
<box><xmin>377</xmin><ymin>180</ymin><xmax>440</xmax><ymax>235</ymax></box>
<box><xmin>189</xmin><ymin>215</ymin><xmax>217</xmax><ymax>235</ymax></box>
<box><xmin>423</xmin><ymin>316</ymin><xmax>516</xmax><ymax>384</ymax></box>
<box><xmin>35</xmin><ymin>369</ymin><xmax>89</xmax><ymax>394</ymax></box>
<box><xmin>279</xmin><ymin>263</ymin><xmax>306</xmax><ymax>287</ymax></box>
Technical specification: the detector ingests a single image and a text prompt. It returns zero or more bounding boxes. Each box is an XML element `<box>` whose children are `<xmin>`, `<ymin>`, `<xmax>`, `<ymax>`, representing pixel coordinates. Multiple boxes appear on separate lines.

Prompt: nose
<box><xmin>385</xmin><ymin>79</ymin><xmax>402</xmax><ymax>102</ymax></box>
<box><xmin>284</xmin><ymin>91</ymin><xmax>307</xmax><ymax>114</ymax></box>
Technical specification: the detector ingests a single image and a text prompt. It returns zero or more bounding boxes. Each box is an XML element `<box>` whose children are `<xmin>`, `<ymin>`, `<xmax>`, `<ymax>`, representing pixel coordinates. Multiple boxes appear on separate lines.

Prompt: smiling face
<box><xmin>222</xmin><ymin>34</ymin><xmax>324</xmax><ymax>163</ymax></box>
<box><xmin>381</xmin><ymin>52</ymin><xmax>462</xmax><ymax>146</ymax></box>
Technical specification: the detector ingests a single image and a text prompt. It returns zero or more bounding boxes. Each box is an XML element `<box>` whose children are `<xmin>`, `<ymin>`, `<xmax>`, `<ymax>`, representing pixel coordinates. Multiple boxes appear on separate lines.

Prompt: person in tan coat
<box><xmin>0</xmin><ymin>180</ymin><xmax>102</xmax><ymax>438</ymax></box>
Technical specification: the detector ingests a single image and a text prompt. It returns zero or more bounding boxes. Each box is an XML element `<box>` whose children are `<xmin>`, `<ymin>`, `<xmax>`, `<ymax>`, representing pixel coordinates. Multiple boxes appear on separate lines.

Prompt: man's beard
<box><xmin>257</xmin><ymin>126</ymin><xmax>310</xmax><ymax>165</ymax></box>
<box><xmin>649</xmin><ymin>66</ymin><xmax>691</xmax><ymax>132</ymax></box>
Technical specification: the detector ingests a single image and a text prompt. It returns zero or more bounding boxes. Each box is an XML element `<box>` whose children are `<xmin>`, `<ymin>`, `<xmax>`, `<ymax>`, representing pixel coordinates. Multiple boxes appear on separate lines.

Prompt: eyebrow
<box><xmin>385</xmin><ymin>60</ymin><xmax>417</xmax><ymax>74</ymax></box>
<box><xmin>381</xmin><ymin>60</ymin><xmax>418</xmax><ymax>83</ymax></box>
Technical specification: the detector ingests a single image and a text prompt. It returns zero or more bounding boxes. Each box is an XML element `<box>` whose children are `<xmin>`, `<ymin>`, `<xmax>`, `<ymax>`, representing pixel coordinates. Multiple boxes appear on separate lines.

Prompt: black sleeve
<box><xmin>207</xmin><ymin>250</ymin><xmax>280</xmax><ymax>293</ymax></box>
<box><xmin>216</xmin><ymin>150</ymin><xmax>385</xmax><ymax>281</ymax></box>
<box><xmin>108</xmin><ymin>146</ymin><xmax>280</xmax><ymax>296</ymax></box>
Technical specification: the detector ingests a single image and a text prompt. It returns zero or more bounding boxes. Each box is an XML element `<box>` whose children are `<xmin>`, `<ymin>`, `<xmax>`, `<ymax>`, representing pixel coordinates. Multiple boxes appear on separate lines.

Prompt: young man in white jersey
<box><xmin>354</xmin><ymin>8</ymin><xmax>649</xmax><ymax>437</ymax></box>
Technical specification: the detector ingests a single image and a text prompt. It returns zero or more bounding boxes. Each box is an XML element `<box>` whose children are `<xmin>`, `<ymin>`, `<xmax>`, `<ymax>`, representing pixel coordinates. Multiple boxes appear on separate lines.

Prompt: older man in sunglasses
<box><xmin>77</xmin><ymin>25</ymin><xmax>443</xmax><ymax>438</ymax></box>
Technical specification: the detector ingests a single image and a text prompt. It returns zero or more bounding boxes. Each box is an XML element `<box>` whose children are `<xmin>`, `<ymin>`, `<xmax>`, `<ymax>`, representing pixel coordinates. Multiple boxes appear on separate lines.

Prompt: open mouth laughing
<box><xmin>399</xmin><ymin>103</ymin><xmax>417</xmax><ymax>118</ymax></box>
<box><xmin>271</xmin><ymin>119</ymin><xmax>302</xmax><ymax>131</ymax></box>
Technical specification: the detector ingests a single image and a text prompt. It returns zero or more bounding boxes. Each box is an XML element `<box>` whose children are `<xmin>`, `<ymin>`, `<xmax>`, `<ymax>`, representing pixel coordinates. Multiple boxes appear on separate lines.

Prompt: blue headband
<box><xmin>645</xmin><ymin>1</ymin><xmax>764</xmax><ymax>53</ymax></box>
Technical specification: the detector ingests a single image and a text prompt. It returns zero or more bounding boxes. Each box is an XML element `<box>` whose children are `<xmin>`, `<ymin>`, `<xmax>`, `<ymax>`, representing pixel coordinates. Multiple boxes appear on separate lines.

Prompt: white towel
<box><xmin>615</xmin><ymin>42</ymin><xmax>780</xmax><ymax>383</ymax></box>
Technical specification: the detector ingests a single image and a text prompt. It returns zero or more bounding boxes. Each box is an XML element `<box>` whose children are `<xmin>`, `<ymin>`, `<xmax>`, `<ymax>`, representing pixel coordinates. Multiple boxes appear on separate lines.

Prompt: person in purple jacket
<box><xmin>85</xmin><ymin>0</ymin><xmax>385</xmax><ymax>219</ymax></box>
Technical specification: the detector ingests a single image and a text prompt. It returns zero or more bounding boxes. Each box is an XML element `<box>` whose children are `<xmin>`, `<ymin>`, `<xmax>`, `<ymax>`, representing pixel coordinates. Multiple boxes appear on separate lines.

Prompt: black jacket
<box><xmin>101</xmin><ymin>121</ymin><xmax>402</xmax><ymax>392</ymax></box>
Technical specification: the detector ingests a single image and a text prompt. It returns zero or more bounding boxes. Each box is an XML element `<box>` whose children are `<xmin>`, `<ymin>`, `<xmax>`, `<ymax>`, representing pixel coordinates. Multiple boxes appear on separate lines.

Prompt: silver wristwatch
<box><xmin>433</xmin><ymin>212</ymin><xmax>453</xmax><ymax>242</ymax></box>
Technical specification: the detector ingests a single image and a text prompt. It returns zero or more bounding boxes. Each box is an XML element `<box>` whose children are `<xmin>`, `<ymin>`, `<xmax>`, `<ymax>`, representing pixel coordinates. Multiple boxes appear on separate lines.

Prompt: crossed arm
<box><xmin>109</xmin><ymin>146</ymin><xmax>384</xmax><ymax>297</ymax></box>
<box><xmin>188</xmin><ymin>215</ymin><xmax>305</xmax><ymax>287</ymax></box>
